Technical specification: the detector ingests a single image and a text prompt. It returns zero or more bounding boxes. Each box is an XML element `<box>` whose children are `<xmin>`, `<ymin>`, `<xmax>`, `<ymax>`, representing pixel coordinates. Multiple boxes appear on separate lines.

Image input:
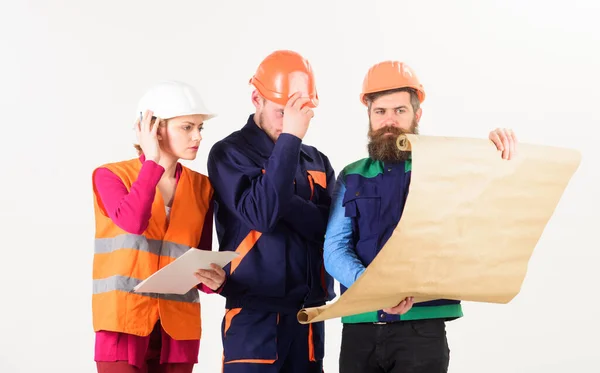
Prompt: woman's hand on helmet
<box><xmin>135</xmin><ymin>110</ymin><xmax>161</xmax><ymax>163</ymax></box>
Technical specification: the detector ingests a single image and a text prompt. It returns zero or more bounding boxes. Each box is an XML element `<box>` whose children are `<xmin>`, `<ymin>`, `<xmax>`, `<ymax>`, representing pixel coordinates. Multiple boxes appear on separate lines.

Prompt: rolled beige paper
<box><xmin>297</xmin><ymin>133</ymin><xmax>582</xmax><ymax>324</ymax></box>
<box><xmin>396</xmin><ymin>133</ymin><xmax>412</xmax><ymax>151</ymax></box>
<box><xmin>297</xmin><ymin>307</ymin><xmax>320</xmax><ymax>324</ymax></box>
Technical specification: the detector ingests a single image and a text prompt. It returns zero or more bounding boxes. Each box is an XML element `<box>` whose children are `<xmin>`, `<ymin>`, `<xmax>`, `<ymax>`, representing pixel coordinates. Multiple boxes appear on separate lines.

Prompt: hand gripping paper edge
<box><xmin>133</xmin><ymin>248</ymin><xmax>239</xmax><ymax>295</ymax></box>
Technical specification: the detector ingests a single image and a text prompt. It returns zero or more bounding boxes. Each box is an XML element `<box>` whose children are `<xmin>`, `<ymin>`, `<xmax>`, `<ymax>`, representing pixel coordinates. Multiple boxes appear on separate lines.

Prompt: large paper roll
<box><xmin>297</xmin><ymin>134</ymin><xmax>581</xmax><ymax>324</ymax></box>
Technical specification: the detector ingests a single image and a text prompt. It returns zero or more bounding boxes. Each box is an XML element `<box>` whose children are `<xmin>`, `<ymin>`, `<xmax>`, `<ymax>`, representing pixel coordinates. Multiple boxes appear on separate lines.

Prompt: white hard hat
<box><xmin>136</xmin><ymin>80</ymin><xmax>216</xmax><ymax>121</ymax></box>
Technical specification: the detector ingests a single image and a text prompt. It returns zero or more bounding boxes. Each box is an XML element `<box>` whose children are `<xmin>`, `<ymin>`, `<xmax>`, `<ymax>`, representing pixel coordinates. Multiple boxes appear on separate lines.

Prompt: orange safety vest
<box><xmin>91</xmin><ymin>158</ymin><xmax>213</xmax><ymax>340</ymax></box>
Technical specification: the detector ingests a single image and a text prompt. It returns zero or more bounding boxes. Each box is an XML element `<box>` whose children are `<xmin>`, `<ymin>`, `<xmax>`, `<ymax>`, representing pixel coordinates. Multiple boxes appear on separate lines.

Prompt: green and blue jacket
<box><xmin>323</xmin><ymin>157</ymin><xmax>463</xmax><ymax>323</ymax></box>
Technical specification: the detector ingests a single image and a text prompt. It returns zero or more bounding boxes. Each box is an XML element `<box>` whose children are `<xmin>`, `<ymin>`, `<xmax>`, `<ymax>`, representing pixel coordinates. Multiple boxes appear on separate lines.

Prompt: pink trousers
<box><xmin>96</xmin><ymin>322</ymin><xmax>195</xmax><ymax>373</ymax></box>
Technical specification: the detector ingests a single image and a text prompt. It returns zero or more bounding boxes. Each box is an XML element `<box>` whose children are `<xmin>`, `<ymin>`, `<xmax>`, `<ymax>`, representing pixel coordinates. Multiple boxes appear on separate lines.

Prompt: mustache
<box><xmin>369</xmin><ymin>126</ymin><xmax>409</xmax><ymax>139</ymax></box>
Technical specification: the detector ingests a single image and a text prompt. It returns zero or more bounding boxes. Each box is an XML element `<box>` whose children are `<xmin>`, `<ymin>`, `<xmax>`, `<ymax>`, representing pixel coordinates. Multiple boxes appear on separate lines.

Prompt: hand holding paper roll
<box><xmin>488</xmin><ymin>127</ymin><xmax>518</xmax><ymax>160</ymax></box>
<box><xmin>383</xmin><ymin>297</ymin><xmax>414</xmax><ymax>315</ymax></box>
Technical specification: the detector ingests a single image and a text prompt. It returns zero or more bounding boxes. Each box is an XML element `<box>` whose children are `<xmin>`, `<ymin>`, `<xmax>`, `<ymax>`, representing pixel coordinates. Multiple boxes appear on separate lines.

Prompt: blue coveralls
<box><xmin>207</xmin><ymin>114</ymin><xmax>336</xmax><ymax>372</ymax></box>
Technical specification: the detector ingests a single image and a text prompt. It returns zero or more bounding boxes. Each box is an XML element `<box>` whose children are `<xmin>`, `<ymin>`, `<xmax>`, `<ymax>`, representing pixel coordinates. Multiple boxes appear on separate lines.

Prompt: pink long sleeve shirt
<box><xmin>93</xmin><ymin>156</ymin><xmax>219</xmax><ymax>367</ymax></box>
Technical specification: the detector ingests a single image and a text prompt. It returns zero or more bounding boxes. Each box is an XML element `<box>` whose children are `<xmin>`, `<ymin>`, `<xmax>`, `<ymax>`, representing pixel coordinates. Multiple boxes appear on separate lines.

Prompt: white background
<box><xmin>1</xmin><ymin>1</ymin><xmax>599</xmax><ymax>372</ymax></box>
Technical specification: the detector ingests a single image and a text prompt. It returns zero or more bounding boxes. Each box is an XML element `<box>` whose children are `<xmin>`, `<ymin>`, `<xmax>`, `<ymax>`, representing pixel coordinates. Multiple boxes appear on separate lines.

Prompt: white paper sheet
<box><xmin>133</xmin><ymin>249</ymin><xmax>239</xmax><ymax>295</ymax></box>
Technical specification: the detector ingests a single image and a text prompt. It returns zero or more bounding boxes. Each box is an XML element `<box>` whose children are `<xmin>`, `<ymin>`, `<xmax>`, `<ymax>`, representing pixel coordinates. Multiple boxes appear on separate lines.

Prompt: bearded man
<box><xmin>323</xmin><ymin>61</ymin><xmax>518</xmax><ymax>373</ymax></box>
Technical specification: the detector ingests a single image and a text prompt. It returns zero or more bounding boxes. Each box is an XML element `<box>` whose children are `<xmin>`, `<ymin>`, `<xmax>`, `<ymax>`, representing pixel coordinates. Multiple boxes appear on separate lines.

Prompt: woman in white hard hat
<box><xmin>90</xmin><ymin>81</ymin><xmax>225</xmax><ymax>373</ymax></box>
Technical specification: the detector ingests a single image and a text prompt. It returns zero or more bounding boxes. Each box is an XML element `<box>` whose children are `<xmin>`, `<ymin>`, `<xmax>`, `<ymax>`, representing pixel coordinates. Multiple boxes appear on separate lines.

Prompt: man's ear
<box><xmin>415</xmin><ymin>107</ymin><xmax>423</xmax><ymax>123</ymax></box>
<box><xmin>251</xmin><ymin>90</ymin><xmax>264</xmax><ymax>110</ymax></box>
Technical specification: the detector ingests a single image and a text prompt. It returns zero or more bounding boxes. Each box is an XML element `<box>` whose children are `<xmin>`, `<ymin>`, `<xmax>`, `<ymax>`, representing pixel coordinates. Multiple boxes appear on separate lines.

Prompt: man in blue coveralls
<box><xmin>323</xmin><ymin>60</ymin><xmax>519</xmax><ymax>373</ymax></box>
<box><xmin>207</xmin><ymin>50</ymin><xmax>336</xmax><ymax>373</ymax></box>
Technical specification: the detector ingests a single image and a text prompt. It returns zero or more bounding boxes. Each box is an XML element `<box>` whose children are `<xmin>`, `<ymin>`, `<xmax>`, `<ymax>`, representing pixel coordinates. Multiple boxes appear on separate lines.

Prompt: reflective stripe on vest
<box><xmin>93</xmin><ymin>275</ymin><xmax>199</xmax><ymax>303</ymax></box>
<box><xmin>94</xmin><ymin>234</ymin><xmax>189</xmax><ymax>258</ymax></box>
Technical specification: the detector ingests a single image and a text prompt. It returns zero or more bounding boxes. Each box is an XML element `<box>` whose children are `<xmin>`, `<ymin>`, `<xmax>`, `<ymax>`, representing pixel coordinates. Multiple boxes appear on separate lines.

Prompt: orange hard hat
<box><xmin>249</xmin><ymin>50</ymin><xmax>319</xmax><ymax>108</ymax></box>
<box><xmin>360</xmin><ymin>61</ymin><xmax>425</xmax><ymax>106</ymax></box>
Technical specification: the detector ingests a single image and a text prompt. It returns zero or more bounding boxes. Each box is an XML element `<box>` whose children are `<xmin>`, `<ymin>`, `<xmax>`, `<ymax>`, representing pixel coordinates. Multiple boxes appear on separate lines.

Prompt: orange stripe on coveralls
<box><xmin>225</xmin><ymin>359</ymin><xmax>277</xmax><ymax>364</ymax></box>
<box><xmin>308</xmin><ymin>323</ymin><xmax>316</xmax><ymax>361</ymax></box>
<box><xmin>222</xmin><ymin>308</ymin><xmax>276</xmax><ymax>365</ymax></box>
<box><xmin>307</xmin><ymin>170</ymin><xmax>326</xmax><ymax>188</ymax></box>
<box><xmin>224</xmin><ymin>308</ymin><xmax>242</xmax><ymax>334</ymax></box>
<box><xmin>307</xmin><ymin>170</ymin><xmax>326</xmax><ymax>200</ymax></box>
<box><xmin>229</xmin><ymin>230</ymin><xmax>262</xmax><ymax>273</ymax></box>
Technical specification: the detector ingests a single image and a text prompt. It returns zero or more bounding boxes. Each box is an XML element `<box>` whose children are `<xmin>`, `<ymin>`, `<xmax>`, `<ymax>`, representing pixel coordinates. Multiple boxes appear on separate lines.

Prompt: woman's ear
<box><xmin>156</xmin><ymin>119</ymin><xmax>167</xmax><ymax>140</ymax></box>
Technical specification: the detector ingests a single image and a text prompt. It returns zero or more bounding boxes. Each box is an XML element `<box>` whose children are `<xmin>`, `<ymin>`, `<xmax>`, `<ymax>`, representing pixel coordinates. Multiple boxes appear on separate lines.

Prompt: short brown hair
<box><xmin>364</xmin><ymin>87</ymin><xmax>421</xmax><ymax>113</ymax></box>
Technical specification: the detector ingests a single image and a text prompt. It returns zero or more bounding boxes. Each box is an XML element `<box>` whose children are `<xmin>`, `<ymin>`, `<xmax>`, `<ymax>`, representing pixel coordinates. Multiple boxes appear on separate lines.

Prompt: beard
<box><xmin>255</xmin><ymin>111</ymin><xmax>279</xmax><ymax>142</ymax></box>
<box><xmin>367</xmin><ymin>117</ymin><xmax>419</xmax><ymax>163</ymax></box>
